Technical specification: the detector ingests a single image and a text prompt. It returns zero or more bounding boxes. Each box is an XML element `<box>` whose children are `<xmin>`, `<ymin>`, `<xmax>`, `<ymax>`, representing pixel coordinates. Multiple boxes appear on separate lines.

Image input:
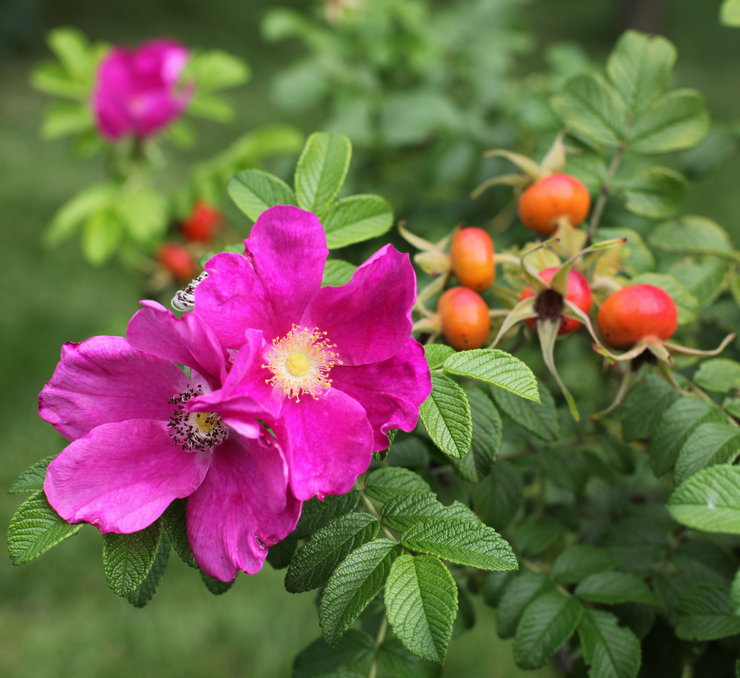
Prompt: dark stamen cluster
<box><xmin>167</xmin><ymin>386</ymin><xmax>228</xmax><ymax>452</ymax></box>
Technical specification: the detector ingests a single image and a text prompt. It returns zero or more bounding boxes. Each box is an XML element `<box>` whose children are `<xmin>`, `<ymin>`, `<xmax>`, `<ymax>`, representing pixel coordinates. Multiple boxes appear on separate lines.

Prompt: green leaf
<box><xmin>8</xmin><ymin>491</ymin><xmax>82</xmax><ymax>565</ymax></box>
<box><xmin>266</xmin><ymin>535</ymin><xmax>297</xmax><ymax>570</ymax></box>
<box><xmin>489</xmin><ymin>379</ymin><xmax>559</xmax><ymax>441</ymax></box>
<box><xmin>595</xmin><ymin>228</ymin><xmax>654</xmax><ymax>275</ymax></box>
<box><xmin>385</xmin><ymin>554</ymin><xmax>458</xmax><ymax>663</ymax></box>
<box><xmin>9</xmin><ymin>456</ymin><xmax>53</xmax><ymax>494</ymax></box>
<box><xmin>378</xmin><ymin>637</ymin><xmax>442</xmax><ymax>678</ymax></box>
<box><xmin>419</xmin><ymin>372</ymin><xmax>472</xmax><ymax>460</ymax></box>
<box><xmin>496</xmin><ymin>572</ymin><xmax>555</xmax><ymax>639</ymax></box>
<box><xmin>551</xmin><ymin>74</ymin><xmax>626</xmax><ymax>147</ymax></box>
<box><xmin>294</xmin><ymin>491</ymin><xmax>361</xmax><ymax>540</ymax></box>
<box><xmin>364</xmin><ymin>468</ymin><xmax>431</xmax><ymax>505</ymax></box>
<box><xmin>628</xmin><ymin>90</ymin><xmax>710</xmax><ymax>154</ymax></box>
<box><xmin>424</xmin><ymin>345</ymin><xmax>455</xmax><ymax>370</ymax></box>
<box><xmin>472</xmin><ymin>462</ymin><xmax>522</xmax><ymax>530</ymax></box>
<box><xmin>127</xmin><ymin>531</ymin><xmax>170</xmax><ymax>608</ymax></box>
<box><xmin>552</xmin><ymin>545</ymin><xmax>621</xmax><ymax>584</ymax></box>
<box><xmin>286</xmin><ymin>513</ymin><xmax>379</xmax><ymax>593</ymax></box>
<box><xmin>201</xmin><ymin>571</ymin><xmax>234</xmax><ymax>595</ymax></box>
<box><xmin>82</xmin><ymin>209</ymin><xmax>123</xmax><ymax>266</ymax></box>
<box><xmin>116</xmin><ymin>187</ymin><xmax>168</xmax><ymax>244</ymax></box>
<box><xmin>48</xmin><ymin>27</ymin><xmax>93</xmax><ymax>80</ymax></box>
<box><xmin>400</xmin><ymin>518</ymin><xmax>517</xmax><ymax>572</ymax></box>
<box><xmin>668</xmin><ymin>465</ymin><xmax>740</xmax><ymax>534</ymax></box>
<box><xmin>648</xmin><ymin>215</ymin><xmax>734</xmax><ymax>259</ymax></box>
<box><xmin>606</xmin><ymin>30</ymin><xmax>676</xmax><ymax>117</ymax></box>
<box><xmin>725</xmin><ymin>397</ymin><xmax>740</xmax><ymax>419</ymax></box>
<box><xmin>650</xmin><ymin>396</ymin><xmax>724</xmax><ymax>476</ymax></box>
<box><xmin>162</xmin><ymin>499</ymin><xmax>197</xmax><ymax>568</ymax></box>
<box><xmin>41</xmin><ymin>102</ymin><xmax>93</xmax><ymax>139</ymax></box>
<box><xmin>629</xmin><ymin>273</ymin><xmax>698</xmax><ymax>326</ymax></box>
<box><xmin>322</xmin><ymin>259</ymin><xmax>357</xmax><ymax>287</ymax></box>
<box><xmin>615</xmin><ymin>166</ymin><xmax>687</xmax><ymax>220</ymax></box>
<box><xmin>45</xmin><ymin>183</ymin><xmax>115</xmax><ymax>246</ymax></box>
<box><xmin>443</xmin><ymin>349</ymin><xmax>539</xmax><ymax>402</ymax></box>
<box><xmin>186</xmin><ymin>93</ymin><xmax>234</xmax><ymax>122</ymax></box>
<box><xmin>675</xmin><ymin>423</ymin><xmax>740</xmax><ymax>484</ymax></box>
<box><xmin>451</xmin><ymin>386</ymin><xmax>502</xmax><ymax>482</ymax></box>
<box><xmin>695</xmin><ymin>359</ymin><xmax>740</xmax><ymax>394</ymax></box>
<box><xmin>295</xmin><ymin>132</ymin><xmax>352</xmax><ymax>215</ymax></box>
<box><xmin>293</xmin><ymin>630</ymin><xmax>374</xmax><ymax>678</ymax></box>
<box><xmin>575</xmin><ymin>572</ymin><xmax>657</xmax><ymax>607</ymax></box>
<box><xmin>721</xmin><ymin>0</ymin><xmax>740</xmax><ymax>26</ymax></box>
<box><xmin>513</xmin><ymin>591</ymin><xmax>583</xmax><ymax>670</ymax></box>
<box><xmin>319</xmin><ymin>538</ymin><xmax>401</xmax><ymax>645</ymax></box>
<box><xmin>514</xmin><ymin>517</ymin><xmax>564</xmax><ymax>557</ymax></box>
<box><xmin>675</xmin><ymin>583</ymin><xmax>740</xmax><ymax>641</ymax></box>
<box><xmin>381</xmin><ymin>492</ymin><xmax>477</xmax><ymax>533</ymax></box>
<box><xmin>578</xmin><ymin>609</ymin><xmax>641</xmax><ymax>678</ymax></box>
<box><xmin>102</xmin><ymin>522</ymin><xmax>162</xmax><ymax>597</ymax></box>
<box><xmin>620</xmin><ymin>373</ymin><xmax>680</xmax><ymax>442</ymax></box>
<box><xmin>322</xmin><ymin>195</ymin><xmax>393</xmax><ymax>249</ymax></box>
<box><xmin>670</xmin><ymin>258</ymin><xmax>729</xmax><ymax>307</ymax></box>
<box><xmin>186</xmin><ymin>49</ymin><xmax>250</xmax><ymax>92</ymax></box>
<box><xmin>32</xmin><ymin>61</ymin><xmax>89</xmax><ymax>98</ymax></box>
<box><xmin>227</xmin><ymin>169</ymin><xmax>296</xmax><ymax>223</ymax></box>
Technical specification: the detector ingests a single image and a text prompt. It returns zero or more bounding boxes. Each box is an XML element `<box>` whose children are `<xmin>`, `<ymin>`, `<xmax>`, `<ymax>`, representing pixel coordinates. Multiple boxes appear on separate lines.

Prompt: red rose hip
<box><xmin>518</xmin><ymin>174</ymin><xmax>591</xmax><ymax>236</ymax></box>
<box><xmin>449</xmin><ymin>227</ymin><xmax>495</xmax><ymax>292</ymax></box>
<box><xmin>180</xmin><ymin>199</ymin><xmax>222</xmax><ymax>243</ymax></box>
<box><xmin>437</xmin><ymin>287</ymin><xmax>491</xmax><ymax>350</ymax></box>
<box><xmin>597</xmin><ymin>284</ymin><xmax>678</xmax><ymax>349</ymax></box>
<box><xmin>157</xmin><ymin>243</ymin><xmax>197</xmax><ymax>282</ymax></box>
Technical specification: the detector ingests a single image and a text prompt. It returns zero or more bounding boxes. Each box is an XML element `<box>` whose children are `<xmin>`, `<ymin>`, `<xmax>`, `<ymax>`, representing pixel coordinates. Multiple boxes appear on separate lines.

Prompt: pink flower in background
<box><xmin>40</xmin><ymin>301</ymin><xmax>300</xmax><ymax>581</ymax></box>
<box><xmin>194</xmin><ymin>205</ymin><xmax>432</xmax><ymax>502</ymax></box>
<box><xmin>92</xmin><ymin>39</ymin><xmax>194</xmax><ymax>142</ymax></box>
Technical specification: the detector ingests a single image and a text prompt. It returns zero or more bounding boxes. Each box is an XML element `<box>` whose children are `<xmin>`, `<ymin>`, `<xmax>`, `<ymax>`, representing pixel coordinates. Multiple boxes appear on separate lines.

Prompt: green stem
<box><xmin>368</xmin><ymin>617</ymin><xmax>388</xmax><ymax>678</ymax></box>
<box><xmin>586</xmin><ymin>142</ymin><xmax>627</xmax><ymax>243</ymax></box>
<box><xmin>361</xmin><ymin>492</ymin><xmax>398</xmax><ymax>543</ymax></box>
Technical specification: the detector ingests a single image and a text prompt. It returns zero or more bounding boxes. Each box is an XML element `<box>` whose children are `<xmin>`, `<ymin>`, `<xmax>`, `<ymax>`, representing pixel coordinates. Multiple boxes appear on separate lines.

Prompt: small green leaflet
<box><xmin>400</xmin><ymin>517</ymin><xmax>517</xmax><ymax>572</ymax></box>
<box><xmin>694</xmin><ymin>359</ymin><xmax>740</xmax><ymax>394</ymax></box>
<box><xmin>227</xmin><ymin>169</ymin><xmax>296</xmax><ymax>222</ymax></box>
<box><xmin>102</xmin><ymin>521</ymin><xmax>162</xmax><ymax>597</ymax></box>
<box><xmin>578</xmin><ymin>609</ymin><xmax>641</xmax><ymax>678</ymax></box>
<box><xmin>322</xmin><ymin>195</ymin><xmax>393</xmax><ymax>249</ymax></box>
<box><xmin>378</xmin><ymin>637</ymin><xmax>442</xmax><ymax>678</ymax></box>
<box><xmin>513</xmin><ymin>591</ymin><xmax>583</xmax><ymax>670</ymax></box>
<box><xmin>675</xmin><ymin>583</ymin><xmax>740</xmax><ymax>641</ymax></box>
<box><xmin>472</xmin><ymin>461</ymin><xmax>522</xmax><ymax>530</ymax></box>
<box><xmin>451</xmin><ymin>386</ymin><xmax>502</xmax><ymax>482</ymax></box>
<box><xmin>674</xmin><ymin>423</ymin><xmax>740</xmax><ymax>484</ymax></box>
<box><xmin>381</xmin><ymin>492</ymin><xmax>477</xmax><ymax>533</ymax></box>
<box><xmin>285</xmin><ymin>513</ymin><xmax>379</xmax><ymax>593</ymax></box>
<box><xmin>293</xmin><ymin>630</ymin><xmax>374</xmax><ymax>678</ymax></box>
<box><xmin>162</xmin><ymin>499</ymin><xmax>197</xmax><ymax>569</ymax></box>
<box><xmin>419</xmin><ymin>372</ymin><xmax>472</xmax><ymax>460</ymax></box>
<box><xmin>496</xmin><ymin>572</ymin><xmax>555</xmax><ymax>639</ymax></box>
<box><xmin>424</xmin><ymin>344</ymin><xmax>455</xmax><ymax>369</ymax></box>
<box><xmin>648</xmin><ymin>215</ymin><xmax>734</xmax><ymax>260</ymax></box>
<box><xmin>322</xmin><ymin>259</ymin><xmax>357</xmax><ymax>287</ymax></box>
<box><xmin>9</xmin><ymin>456</ymin><xmax>54</xmax><ymax>494</ymax></box>
<box><xmin>201</xmin><ymin>570</ymin><xmax>234</xmax><ymax>595</ymax></box>
<box><xmin>668</xmin><ymin>465</ymin><xmax>740</xmax><ymax>534</ymax></box>
<box><xmin>294</xmin><ymin>491</ymin><xmax>360</xmax><ymax>540</ymax></box>
<box><xmin>319</xmin><ymin>538</ymin><xmax>401</xmax><ymax>645</ymax></box>
<box><xmin>127</xmin><ymin>531</ymin><xmax>170</xmax><ymax>608</ymax></box>
<box><xmin>620</xmin><ymin>373</ymin><xmax>680</xmax><ymax>442</ymax></box>
<box><xmin>489</xmin><ymin>379</ymin><xmax>559</xmax><ymax>441</ymax></box>
<box><xmin>552</xmin><ymin>545</ymin><xmax>621</xmax><ymax>584</ymax></box>
<box><xmin>443</xmin><ymin>349</ymin><xmax>539</xmax><ymax>402</ymax></box>
<box><xmin>295</xmin><ymin>132</ymin><xmax>351</xmax><ymax>215</ymax></box>
<box><xmin>364</xmin><ymin>467</ymin><xmax>431</xmax><ymax>504</ymax></box>
<box><xmin>8</xmin><ymin>491</ymin><xmax>82</xmax><ymax>565</ymax></box>
<box><xmin>575</xmin><ymin>572</ymin><xmax>657</xmax><ymax>607</ymax></box>
<box><xmin>385</xmin><ymin>554</ymin><xmax>458</xmax><ymax>663</ymax></box>
<box><xmin>615</xmin><ymin>166</ymin><xmax>686</xmax><ymax>220</ymax></box>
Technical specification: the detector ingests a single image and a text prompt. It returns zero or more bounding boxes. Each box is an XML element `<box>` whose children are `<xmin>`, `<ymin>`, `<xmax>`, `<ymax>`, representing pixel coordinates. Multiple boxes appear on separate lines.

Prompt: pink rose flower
<box><xmin>92</xmin><ymin>39</ymin><xmax>193</xmax><ymax>142</ymax></box>
<box><xmin>40</xmin><ymin>301</ymin><xmax>300</xmax><ymax>581</ymax></box>
<box><xmin>193</xmin><ymin>205</ymin><xmax>432</xmax><ymax>502</ymax></box>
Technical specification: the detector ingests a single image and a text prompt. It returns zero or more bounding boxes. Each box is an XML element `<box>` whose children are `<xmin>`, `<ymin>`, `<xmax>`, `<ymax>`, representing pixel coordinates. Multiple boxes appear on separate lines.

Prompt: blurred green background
<box><xmin>1</xmin><ymin>1</ymin><xmax>737</xmax><ymax>676</ymax></box>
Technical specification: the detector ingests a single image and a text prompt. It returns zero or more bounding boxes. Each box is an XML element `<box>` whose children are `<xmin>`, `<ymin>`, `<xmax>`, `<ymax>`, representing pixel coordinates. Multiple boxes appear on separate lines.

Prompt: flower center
<box><xmin>168</xmin><ymin>387</ymin><xmax>228</xmax><ymax>451</ymax></box>
<box><xmin>264</xmin><ymin>324</ymin><xmax>342</xmax><ymax>401</ymax></box>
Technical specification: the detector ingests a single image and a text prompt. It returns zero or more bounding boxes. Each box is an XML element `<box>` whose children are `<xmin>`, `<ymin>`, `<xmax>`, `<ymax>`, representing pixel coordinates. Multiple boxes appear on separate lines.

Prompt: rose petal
<box><xmin>275</xmin><ymin>389</ymin><xmax>373</xmax><ymax>501</ymax></box>
<box><xmin>44</xmin><ymin>419</ymin><xmax>211</xmax><ymax>533</ymax></box>
<box><xmin>186</xmin><ymin>434</ymin><xmax>301</xmax><ymax>580</ymax></box>
<box><xmin>127</xmin><ymin>300</ymin><xmax>226</xmax><ymax>387</ymax></box>
<box><xmin>245</xmin><ymin>206</ymin><xmax>327</xmax><ymax>339</ymax></box>
<box><xmin>39</xmin><ymin>336</ymin><xmax>188</xmax><ymax>441</ymax></box>
<box><xmin>332</xmin><ymin>337</ymin><xmax>431</xmax><ymax>449</ymax></box>
<box><xmin>304</xmin><ymin>245</ymin><xmax>416</xmax><ymax>365</ymax></box>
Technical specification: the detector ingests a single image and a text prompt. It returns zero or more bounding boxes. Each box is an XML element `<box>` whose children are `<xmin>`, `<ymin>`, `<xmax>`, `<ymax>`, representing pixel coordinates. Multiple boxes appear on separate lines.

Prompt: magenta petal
<box><xmin>305</xmin><ymin>245</ymin><xmax>416</xmax><ymax>365</ymax></box>
<box><xmin>245</xmin><ymin>206</ymin><xmax>328</xmax><ymax>339</ymax></box>
<box><xmin>39</xmin><ymin>336</ymin><xmax>188</xmax><ymax>441</ymax></box>
<box><xmin>127</xmin><ymin>300</ymin><xmax>226</xmax><ymax>387</ymax></box>
<box><xmin>332</xmin><ymin>338</ymin><xmax>431</xmax><ymax>450</ymax></box>
<box><xmin>186</xmin><ymin>435</ymin><xmax>301</xmax><ymax>580</ymax></box>
<box><xmin>195</xmin><ymin>252</ymin><xmax>279</xmax><ymax>349</ymax></box>
<box><xmin>44</xmin><ymin>419</ymin><xmax>211</xmax><ymax>533</ymax></box>
<box><xmin>276</xmin><ymin>390</ymin><xmax>373</xmax><ymax>501</ymax></box>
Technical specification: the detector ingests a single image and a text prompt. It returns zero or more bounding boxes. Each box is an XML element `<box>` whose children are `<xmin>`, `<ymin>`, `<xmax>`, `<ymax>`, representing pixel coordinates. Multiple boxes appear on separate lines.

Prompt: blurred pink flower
<box><xmin>92</xmin><ymin>39</ymin><xmax>193</xmax><ymax>142</ymax></box>
<box><xmin>194</xmin><ymin>205</ymin><xmax>432</xmax><ymax>502</ymax></box>
<box><xmin>40</xmin><ymin>301</ymin><xmax>300</xmax><ymax>581</ymax></box>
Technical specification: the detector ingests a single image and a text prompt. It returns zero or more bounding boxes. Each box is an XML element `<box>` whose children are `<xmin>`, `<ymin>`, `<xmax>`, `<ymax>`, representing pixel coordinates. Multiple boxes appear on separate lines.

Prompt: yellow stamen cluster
<box><xmin>264</xmin><ymin>325</ymin><xmax>341</xmax><ymax>401</ymax></box>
